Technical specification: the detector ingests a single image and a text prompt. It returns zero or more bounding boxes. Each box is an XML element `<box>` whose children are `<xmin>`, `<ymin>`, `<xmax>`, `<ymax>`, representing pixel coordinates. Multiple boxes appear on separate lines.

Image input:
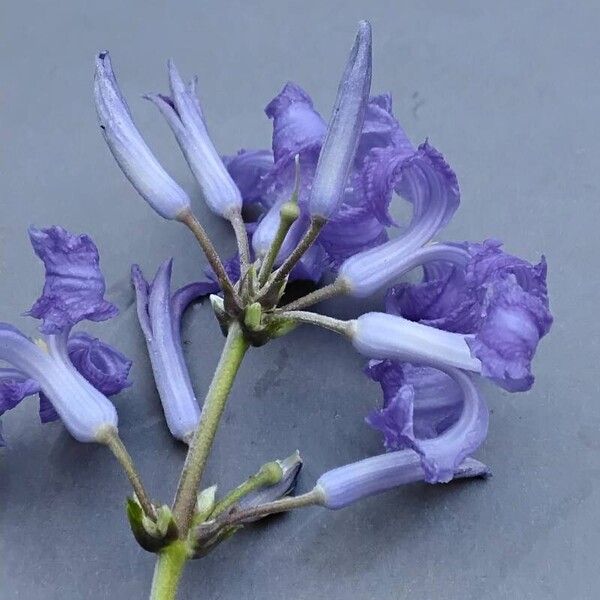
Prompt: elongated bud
<box><xmin>94</xmin><ymin>52</ymin><xmax>191</xmax><ymax>219</ymax></box>
<box><xmin>350</xmin><ymin>312</ymin><xmax>481</xmax><ymax>373</ymax></box>
<box><xmin>316</xmin><ymin>455</ymin><xmax>489</xmax><ymax>509</ymax></box>
<box><xmin>145</xmin><ymin>61</ymin><xmax>242</xmax><ymax>218</ymax></box>
<box><xmin>309</xmin><ymin>21</ymin><xmax>372</xmax><ymax>219</ymax></box>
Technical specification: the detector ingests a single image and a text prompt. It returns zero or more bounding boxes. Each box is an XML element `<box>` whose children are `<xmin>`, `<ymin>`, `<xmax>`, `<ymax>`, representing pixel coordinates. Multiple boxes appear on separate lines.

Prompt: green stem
<box><xmin>178</xmin><ymin>209</ymin><xmax>240</xmax><ymax>307</ymax></box>
<box><xmin>149</xmin><ymin>541</ymin><xmax>188</xmax><ymax>600</ymax></box>
<box><xmin>257</xmin><ymin>203</ymin><xmax>299</xmax><ymax>286</ymax></box>
<box><xmin>210</xmin><ymin>461</ymin><xmax>283</xmax><ymax>518</ymax></box>
<box><xmin>172</xmin><ymin>322</ymin><xmax>249</xmax><ymax>535</ymax></box>
<box><xmin>228</xmin><ymin>209</ymin><xmax>251</xmax><ymax>271</ymax></box>
<box><xmin>99</xmin><ymin>426</ymin><xmax>156</xmax><ymax>520</ymax></box>
<box><xmin>259</xmin><ymin>216</ymin><xmax>325</xmax><ymax>301</ymax></box>
<box><xmin>277</xmin><ymin>279</ymin><xmax>348</xmax><ymax>312</ymax></box>
<box><xmin>220</xmin><ymin>489</ymin><xmax>323</xmax><ymax>527</ymax></box>
<box><xmin>273</xmin><ymin>310</ymin><xmax>352</xmax><ymax>336</ymax></box>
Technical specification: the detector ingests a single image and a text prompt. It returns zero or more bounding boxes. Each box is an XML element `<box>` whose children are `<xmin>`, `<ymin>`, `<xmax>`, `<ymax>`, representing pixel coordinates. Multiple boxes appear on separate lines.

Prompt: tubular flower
<box><xmin>94</xmin><ymin>51</ymin><xmax>191</xmax><ymax>220</ymax></box>
<box><xmin>145</xmin><ymin>61</ymin><xmax>242</xmax><ymax>219</ymax></box>
<box><xmin>308</xmin><ymin>20</ymin><xmax>372</xmax><ymax>219</ymax></box>
<box><xmin>315</xmin><ymin>366</ymin><xmax>489</xmax><ymax>508</ymax></box>
<box><xmin>132</xmin><ymin>260</ymin><xmax>214</xmax><ymax>442</ymax></box>
<box><xmin>0</xmin><ymin>227</ymin><xmax>131</xmax><ymax>444</ymax></box>
<box><xmin>385</xmin><ymin>240</ymin><xmax>552</xmax><ymax>391</ymax></box>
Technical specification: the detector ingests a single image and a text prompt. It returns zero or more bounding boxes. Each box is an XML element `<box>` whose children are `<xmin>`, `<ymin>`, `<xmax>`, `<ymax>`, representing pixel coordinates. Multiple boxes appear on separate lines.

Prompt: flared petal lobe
<box><xmin>338</xmin><ymin>142</ymin><xmax>460</xmax><ymax>297</ymax></box>
<box><xmin>386</xmin><ymin>240</ymin><xmax>552</xmax><ymax>391</ymax></box>
<box><xmin>27</xmin><ymin>226</ymin><xmax>118</xmax><ymax>334</ymax></box>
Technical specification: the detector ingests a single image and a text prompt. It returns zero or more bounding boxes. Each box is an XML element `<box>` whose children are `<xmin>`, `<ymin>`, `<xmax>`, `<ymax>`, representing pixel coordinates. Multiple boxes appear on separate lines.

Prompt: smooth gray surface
<box><xmin>0</xmin><ymin>1</ymin><xmax>598</xmax><ymax>599</ymax></box>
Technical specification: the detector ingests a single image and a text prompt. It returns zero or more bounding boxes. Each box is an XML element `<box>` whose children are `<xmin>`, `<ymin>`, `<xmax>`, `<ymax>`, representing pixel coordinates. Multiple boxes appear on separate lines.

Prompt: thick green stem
<box><xmin>172</xmin><ymin>322</ymin><xmax>249</xmax><ymax>535</ymax></box>
<box><xmin>149</xmin><ymin>541</ymin><xmax>188</xmax><ymax>600</ymax></box>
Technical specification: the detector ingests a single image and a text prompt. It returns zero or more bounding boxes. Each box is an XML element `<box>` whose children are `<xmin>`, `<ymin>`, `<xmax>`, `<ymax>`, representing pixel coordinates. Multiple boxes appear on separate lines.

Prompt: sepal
<box><xmin>126</xmin><ymin>497</ymin><xmax>178</xmax><ymax>553</ymax></box>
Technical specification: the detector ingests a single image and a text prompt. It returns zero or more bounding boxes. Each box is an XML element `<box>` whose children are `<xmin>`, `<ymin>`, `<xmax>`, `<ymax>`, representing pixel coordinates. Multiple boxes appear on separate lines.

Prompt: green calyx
<box><xmin>127</xmin><ymin>497</ymin><xmax>179</xmax><ymax>553</ymax></box>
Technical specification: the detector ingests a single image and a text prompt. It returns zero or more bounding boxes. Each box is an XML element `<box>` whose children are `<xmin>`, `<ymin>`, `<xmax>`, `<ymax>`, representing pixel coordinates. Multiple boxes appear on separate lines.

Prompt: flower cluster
<box><xmin>0</xmin><ymin>227</ymin><xmax>131</xmax><ymax>444</ymax></box>
<box><xmin>77</xmin><ymin>21</ymin><xmax>553</xmax><ymax>505</ymax></box>
<box><xmin>1</xmin><ymin>21</ymin><xmax>552</xmax><ymax>587</ymax></box>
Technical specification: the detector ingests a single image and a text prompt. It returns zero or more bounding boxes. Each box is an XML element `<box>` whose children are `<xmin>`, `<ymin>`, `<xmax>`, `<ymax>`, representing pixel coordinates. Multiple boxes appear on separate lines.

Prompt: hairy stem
<box><xmin>172</xmin><ymin>322</ymin><xmax>249</xmax><ymax>535</ymax></box>
<box><xmin>149</xmin><ymin>541</ymin><xmax>188</xmax><ymax>600</ymax></box>
<box><xmin>178</xmin><ymin>209</ymin><xmax>239</xmax><ymax>304</ymax></box>
<box><xmin>99</xmin><ymin>427</ymin><xmax>156</xmax><ymax>520</ymax></box>
<box><xmin>260</xmin><ymin>216</ymin><xmax>325</xmax><ymax>298</ymax></box>
<box><xmin>210</xmin><ymin>461</ymin><xmax>283</xmax><ymax>518</ymax></box>
<box><xmin>274</xmin><ymin>310</ymin><xmax>352</xmax><ymax>336</ymax></box>
<box><xmin>278</xmin><ymin>279</ymin><xmax>348</xmax><ymax>312</ymax></box>
<box><xmin>222</xmin><ymin>489</ymin><xmax>323</xmax><ymax>526</ymax></box>
<box><xmin>257</xmin><ymin>207</ymin><xmax>299</xmax><ymax>286</ymax></box>
<box><xmin>228</xmin><ymin>209</ymin><xmax>251</xmax><ymax>272</ymax></box>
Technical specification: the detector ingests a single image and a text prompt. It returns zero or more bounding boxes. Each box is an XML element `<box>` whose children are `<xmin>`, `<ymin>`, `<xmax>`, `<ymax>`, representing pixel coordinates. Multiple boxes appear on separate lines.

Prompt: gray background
<box><xmin>0</xmin><ymin>1</ymin><xmax>597</xmax><ymax>598</ymax></box>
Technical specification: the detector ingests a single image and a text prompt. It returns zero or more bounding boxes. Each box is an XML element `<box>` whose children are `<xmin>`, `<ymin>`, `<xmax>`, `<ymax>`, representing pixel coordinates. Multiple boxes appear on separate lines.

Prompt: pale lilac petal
<box><xmin>309</xmin><ymin>21</ymin><xmax>372</xmax><ymax>219</ymax></box>
<box><xmin>0</xmin><ymin>368</ymin><xmax>40</xmax><ymax>415</ymax></box>
<box><xmin>383</xmin><ymin>241</ymin><xmax>552</xmax><ymax>391</ymax></box>
<box><xmin>132</xmin><ymin>261</ymin><xmax>201</xmax><ymax>442</ymax></box>
<box><xmin>352</xmin><ymin>312</ymin><xmax>481</xmax><ymax>373</ymax></box>
<box><xmin>27</xmin><ymin>227</ymin><xmax>118</xmax><ymax>334</ymax></box>
<box><xmin>338</xmin><ymin>143</ymin><xmax>460</xmax><ymax>297</ymax></box>
<box><xmin>145</xmin><ymin>61</ymin><xmax>242</xmax><ymax>218</ymax></box>
<box><xmin>94</xmin><ymin>52</ymin><xmax>190</xmax><ymax>220</ymax></box>
<box><xmin>357</xmin><ymin>94</ymin><xmax>414</xmax><ymax>161</ymax></box>
<box><xmin>223</xmin><ymin>149</ymin><xmax>274</xmax><ymax>205</ymax></box>
<box><xmin>265</xmin><ymin>82</ymin><xmax>326</xmax><ymax>164</ymax></box>
<box><xmin>0</xmin><ymin>323</ymin><xmax>117</xmax><ymax>442</ymax></box>
<box><xmin>467</xmin><ymin>276</ymin><xmax>552</xmax><ymax>391</ymax></box>
<box><xmin>366</xmin><ymin>366</ymin><xmax>487</xmax><ymax>483</ymax></box>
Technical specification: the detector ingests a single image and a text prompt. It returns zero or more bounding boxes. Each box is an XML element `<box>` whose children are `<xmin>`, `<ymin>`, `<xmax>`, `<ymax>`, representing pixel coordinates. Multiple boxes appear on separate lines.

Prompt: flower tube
<box><xmin>145</xmin><ymin>61</ymin><xmax>242</xmax><ymax>218</ymax></box>
<box><xmin>316</xmin><ymin>367</ymin><xmax>489</xmax><ymax>508</ymax></box>
<box><xmin>309</xmin><ymin>21</ymin><xmax>372</xmax><ymax>219</ymax></box>
<box><xmin>94</xmin><ymin>52</ymin><xmax>191</xmax><ymax>219</ymax></box>
<box><xmin>132</xmin><ymin>260</ymin><xmax>214</xmax><ymax>442</ymax></box>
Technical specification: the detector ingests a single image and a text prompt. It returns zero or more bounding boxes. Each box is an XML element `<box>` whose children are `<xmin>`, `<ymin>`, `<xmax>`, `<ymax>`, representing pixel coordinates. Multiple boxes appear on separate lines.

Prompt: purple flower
<box><xmin>132</xmin><ymin>260</ymin><xmax>214</xmax><ymax>442</ymax></box>
<box><xmin>224</xmin><ymin>150</ymin><xmax>274</xmax><ymax>205</ymax></box>
<box><xmin>223</xmin><ymin>68</ymin><xmax>456</xmax><ymax>282</ymax></box>
<box><xmin>94</xmin><ymin>51</ymin><xmax>191</xmax><ymax>220</ymax></box>
<box><xmin>0</xmin><ymin>325</ymin><xmax>118</xmax><ymax>443</ymax></box>
<box><xmin>27</xmin><ymin>226</ymin><xmax>118</xmax><ymax>334</ymax></box>
<box><xmin>315</xmin><ymin>366</ymin><xmax>489</xmax><ymax>508</ymax></box>
<box><xmin>145</xmin><ymin>61</ymin><xmax>242</xmax><ymax>219</ymax></box>
<box><xmin>308</xmin><ymin>21</ymin><xmax>372</xmax><ymax>219</ymax></box>
<box><xmin>0</xmin><ymin>227</ymin><xmax>131</xmax><ymax>444</ymax></box>
<box><xmin>337</xmin><ymin>142</ymin><xmax>460</xmax><ymax>296</ymax></box>
<box><xmin>5</xmin><ymin>333</ymin><xmax>132</xmax><ymax>426</ymax></box>
<box><xmin>385</xmin><ymin>240</ymin><xmax>552</xmax><ymax>391</ymax></box>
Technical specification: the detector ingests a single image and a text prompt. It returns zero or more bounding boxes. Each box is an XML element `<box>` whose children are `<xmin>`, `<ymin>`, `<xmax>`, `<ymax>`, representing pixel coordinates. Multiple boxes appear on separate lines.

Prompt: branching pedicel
<box><xmin>0</xmin><ymin>21</ymin><xmax>552</xmax><ymax>600</ymax></box>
